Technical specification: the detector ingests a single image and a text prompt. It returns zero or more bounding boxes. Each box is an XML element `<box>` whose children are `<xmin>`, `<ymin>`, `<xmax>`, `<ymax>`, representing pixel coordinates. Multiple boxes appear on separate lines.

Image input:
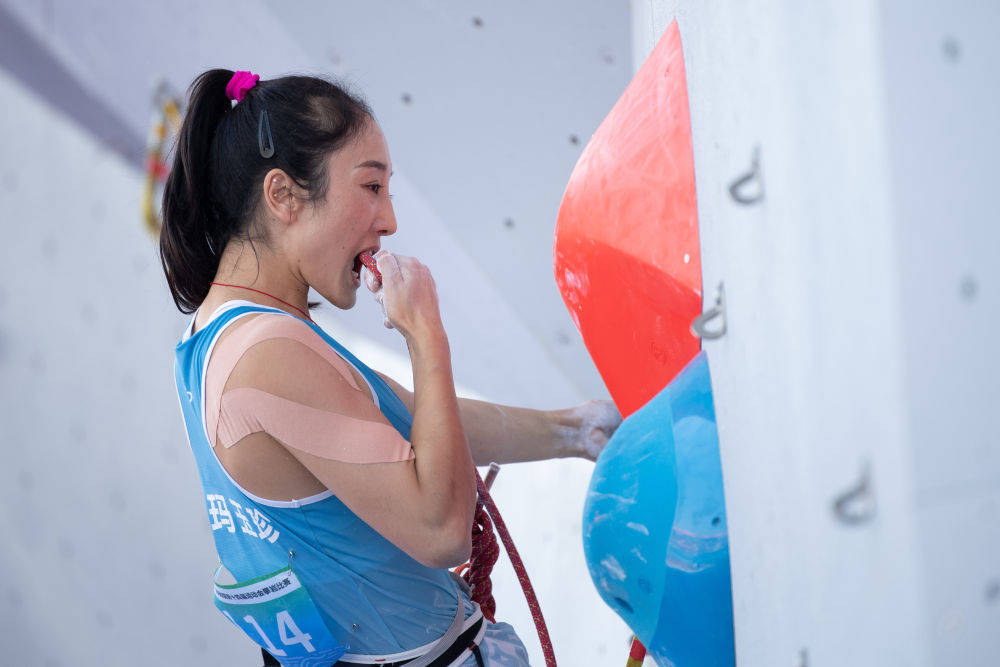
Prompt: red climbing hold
<box><xmin>553</xmin><ymin>19</ymin><xmax>702</xmax><ymax>418</ymax></box>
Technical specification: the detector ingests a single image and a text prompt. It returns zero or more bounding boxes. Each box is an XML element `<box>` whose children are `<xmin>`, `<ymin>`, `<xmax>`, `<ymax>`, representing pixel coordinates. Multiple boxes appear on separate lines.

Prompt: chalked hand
<box><xmin>362</xmin><ymin>250</ymin><xmax>443</xmax><ymax>341</ymax></box>
<box><xmin>359</xmin><ymin>249</ymin><xmax>391</xmax><ymax>328</ymax></box>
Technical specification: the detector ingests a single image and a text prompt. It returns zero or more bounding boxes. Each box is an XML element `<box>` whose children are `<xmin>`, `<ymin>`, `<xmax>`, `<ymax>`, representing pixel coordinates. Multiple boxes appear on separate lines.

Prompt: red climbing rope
<box><xmin>463</xmin><ymin>495</ymin><xmax>500</xmax><ymax>621</ymax></box>
<box><xmin>464</xmin><ymin>469</ymin><xmax>557</xmax><ymax>666</ymax></box>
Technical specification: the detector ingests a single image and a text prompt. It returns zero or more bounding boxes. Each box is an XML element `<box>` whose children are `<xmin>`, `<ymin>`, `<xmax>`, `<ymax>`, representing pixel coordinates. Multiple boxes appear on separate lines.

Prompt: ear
<box><xmin>261</xmin><ymin>169</ymin><xmax>302</xmax><ymax>225</ymax></box>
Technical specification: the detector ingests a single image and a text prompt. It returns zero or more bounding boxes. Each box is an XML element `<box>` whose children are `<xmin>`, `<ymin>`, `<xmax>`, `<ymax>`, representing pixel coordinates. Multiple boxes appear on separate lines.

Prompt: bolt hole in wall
<box><xmin>985</xmin><ymin>579</ymin><xmax>1000</xmax><ymax>604</ymax></box>
<box><xmin>959</xmin><ymin>274</ymin><xmax>977</xmax><ymax>301</ymax></box>
<box><xmin>942</xmin><ymin>35</ymin><xmax>961</xmax><ymax>62</ymax></box>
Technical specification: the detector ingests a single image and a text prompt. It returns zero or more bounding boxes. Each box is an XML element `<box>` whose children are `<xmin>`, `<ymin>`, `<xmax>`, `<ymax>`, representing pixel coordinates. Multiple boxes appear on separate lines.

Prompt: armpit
<box><xmin>218</xmin><ymin>387</ymin><xmax>414</xmax><ymax>464</ymax></box>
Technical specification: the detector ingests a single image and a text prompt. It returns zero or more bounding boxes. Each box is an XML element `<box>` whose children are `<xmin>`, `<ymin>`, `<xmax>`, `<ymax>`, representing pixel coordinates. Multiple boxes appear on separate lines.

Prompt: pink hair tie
<box><xmin>225</xmin><ymin>70</ymin><xmax>259</xmax><ymax>103</ymax></box>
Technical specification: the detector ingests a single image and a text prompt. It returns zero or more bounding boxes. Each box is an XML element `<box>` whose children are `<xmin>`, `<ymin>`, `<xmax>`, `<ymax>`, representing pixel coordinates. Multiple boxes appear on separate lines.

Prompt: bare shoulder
<box><xmin>224</xmin><ymin>320</ymin><xmax>380</xmax><ymax>419</ymax></box>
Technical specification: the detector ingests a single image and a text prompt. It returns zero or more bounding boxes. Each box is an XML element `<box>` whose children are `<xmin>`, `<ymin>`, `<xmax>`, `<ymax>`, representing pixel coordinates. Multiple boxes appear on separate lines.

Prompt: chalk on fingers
<box><xmin>371</xmin><ymin>285</ymin><xmax>394</xmax><ymax>329</ymax></box>
<box><xmin>362</xmin><ymin>265</ymin><xmax>381</xmax><ymax>293</ymax></box>
<box><xmin>374</xmin><ymin>249</ymin><xmax>402</xmax><ymax>282</ymax></box>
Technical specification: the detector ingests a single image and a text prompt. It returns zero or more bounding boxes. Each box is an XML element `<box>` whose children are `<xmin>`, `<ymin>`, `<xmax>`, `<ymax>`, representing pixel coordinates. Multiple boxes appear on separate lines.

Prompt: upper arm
<box><xmin>224</xmin><ymin>337</ymin><xmax>466</xmax><ymax>567</ymax></box>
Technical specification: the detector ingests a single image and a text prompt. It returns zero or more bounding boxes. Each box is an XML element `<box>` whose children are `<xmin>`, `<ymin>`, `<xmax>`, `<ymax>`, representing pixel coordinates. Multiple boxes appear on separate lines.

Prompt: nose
<box><xmin>376</xmin><ymin>194</ymin><xmax>397</xmax><ymax>237</ymax></box>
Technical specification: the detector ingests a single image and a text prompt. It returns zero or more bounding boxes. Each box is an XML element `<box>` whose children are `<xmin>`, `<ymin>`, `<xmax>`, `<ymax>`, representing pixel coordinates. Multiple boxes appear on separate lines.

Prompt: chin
<box><xmin>322</xmin><ymin>288</ymin><xmax>357</xmax><ymax>311</ymax></box>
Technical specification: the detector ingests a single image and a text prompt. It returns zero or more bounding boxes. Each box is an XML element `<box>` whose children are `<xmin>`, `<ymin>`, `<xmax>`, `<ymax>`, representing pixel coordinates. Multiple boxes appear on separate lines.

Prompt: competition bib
<box><xmin>214</xmin><ymin>564</ymin><xmax>347</xmax><ymax>666</ymax></box>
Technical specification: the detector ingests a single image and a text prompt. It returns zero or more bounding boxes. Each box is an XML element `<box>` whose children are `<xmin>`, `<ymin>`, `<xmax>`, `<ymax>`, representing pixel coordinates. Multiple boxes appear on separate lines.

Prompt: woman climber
<box><xmin>161</xmin><ymin>69</ymin><xmax>622</xmax><ymax>666</ymax></box>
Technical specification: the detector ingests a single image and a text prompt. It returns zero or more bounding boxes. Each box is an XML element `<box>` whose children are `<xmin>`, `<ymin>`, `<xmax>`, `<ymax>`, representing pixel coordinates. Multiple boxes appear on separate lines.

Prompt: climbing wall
<box><xmin>630</xmin><ymin>1</ymin><xmax>999</xmax><ymax>665</ymax></box>
<box><xmin>880</xmin><ymin>2</ymin><xmax>1000</xmax><ymax>663</ymax></box>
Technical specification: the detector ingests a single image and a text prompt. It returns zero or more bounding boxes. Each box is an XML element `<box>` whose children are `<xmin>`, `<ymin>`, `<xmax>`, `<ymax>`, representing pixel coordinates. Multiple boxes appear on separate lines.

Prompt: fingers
<box><xmin>375</xmin><ymin>249</ymin><xmax>404</xmax><ymax>284</ymax></box>
<box><xmin>369</xmin><ymin>251</ymin><xmax>395</xmax><ymax>328</ymax></box>
<box><xmin>365</xmin><ymin>250</ymin><xmax>440</xmax><ymax>337</ymax></box>
<box><xmin>362</xmin><ymin>264</ymin><xmax>381</xmax><ymax>293</ymax></box>
<box><xmin>370</xmin><ymin>286</ymin><xmax>394</xmax><ymax>329</ymax></box>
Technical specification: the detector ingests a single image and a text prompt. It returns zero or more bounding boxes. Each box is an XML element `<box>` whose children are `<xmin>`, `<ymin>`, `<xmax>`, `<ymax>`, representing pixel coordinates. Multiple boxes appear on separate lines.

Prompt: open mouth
<box><xmin>351</xmin><ymin>248</ymin><xmax>382</xmax><ymax>285</ymax></box>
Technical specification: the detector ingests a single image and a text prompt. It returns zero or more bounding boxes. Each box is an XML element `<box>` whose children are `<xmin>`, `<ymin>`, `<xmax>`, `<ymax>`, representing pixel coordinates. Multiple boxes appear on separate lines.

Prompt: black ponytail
<box><xmin>158</xmin><ymin>69</ymin><xmax>374</xmax><ymax>313</ymax></box>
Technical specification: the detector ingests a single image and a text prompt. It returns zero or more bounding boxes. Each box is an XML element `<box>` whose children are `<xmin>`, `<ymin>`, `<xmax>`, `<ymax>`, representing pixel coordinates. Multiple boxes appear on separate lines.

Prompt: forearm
<box><xmin>373</xmin><ymin>368</ymin><xmax>619</xmax><ymax>468</ymax></box>
<box><xmin>407</xmin><ymin>332</ymin><xmax>478</xmax><ymax>531</ymax></box>
<box><xmin>457</xmin><ymin>397</ymin><xmax>579</xmax><ymax>466</ymax></box>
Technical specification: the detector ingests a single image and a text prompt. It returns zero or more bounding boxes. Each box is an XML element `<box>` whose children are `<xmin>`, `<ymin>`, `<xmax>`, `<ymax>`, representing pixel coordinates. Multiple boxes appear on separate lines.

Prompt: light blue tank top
<box><xmin>173</xmin><ymin>300</ymin><xmax>475</xmax><ymax>656</ymax></box>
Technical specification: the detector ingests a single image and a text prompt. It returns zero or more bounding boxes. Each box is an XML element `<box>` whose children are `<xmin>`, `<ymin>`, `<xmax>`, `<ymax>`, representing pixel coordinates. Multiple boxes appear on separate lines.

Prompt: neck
<box><xmin>208</xmin><ymin>242</ymin><xmax>311</xmax><ymax>320</ymax></box>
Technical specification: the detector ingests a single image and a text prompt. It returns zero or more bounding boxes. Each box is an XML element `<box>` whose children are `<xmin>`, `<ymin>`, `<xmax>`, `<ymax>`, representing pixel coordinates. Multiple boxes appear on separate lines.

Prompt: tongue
<box><xmin>357</xmin><ymin>250</ymin><xmax>382</xmax><ymax>282</ymax></box>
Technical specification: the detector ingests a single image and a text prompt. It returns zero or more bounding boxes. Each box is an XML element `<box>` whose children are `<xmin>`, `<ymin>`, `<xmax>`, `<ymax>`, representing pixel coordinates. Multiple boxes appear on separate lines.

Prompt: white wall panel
<box><xmin>634</xmin><ymin>1</ymin><xmax>929</xmax><ymax>665</ymax></box>
<box><xmin>632</xmin><ymin>1</ymin><xmax>998</xmax><ymax>665</ymax></box>
<box><xmin>0</xmin><ymin>66</ymin><xmax>257</xmax><ymax>667</ymax></box>
<box><xmin>916</xmin><ymin>489</ymin><xmax>1000</xmax><ymax>666</ymax></box>
<box><xmin>880</xmin><ymin>1</ymin><xmax>1000</xmax><ymax>663</ymax></box>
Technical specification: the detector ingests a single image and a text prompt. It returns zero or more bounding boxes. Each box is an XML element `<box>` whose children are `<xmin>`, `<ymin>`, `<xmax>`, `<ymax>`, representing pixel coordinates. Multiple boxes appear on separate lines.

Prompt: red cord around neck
<box><xmin>210</xmin><ymin>282</ymin><xmax>312</xmax><ymax>322</ymax></box>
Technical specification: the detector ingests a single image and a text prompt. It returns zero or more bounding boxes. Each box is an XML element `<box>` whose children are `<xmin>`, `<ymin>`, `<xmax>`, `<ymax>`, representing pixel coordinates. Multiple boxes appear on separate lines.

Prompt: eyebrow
<box><xmin>355</xmin><ymin>160</ymin><xmax>394</xmax><ymax>176</ymax></box>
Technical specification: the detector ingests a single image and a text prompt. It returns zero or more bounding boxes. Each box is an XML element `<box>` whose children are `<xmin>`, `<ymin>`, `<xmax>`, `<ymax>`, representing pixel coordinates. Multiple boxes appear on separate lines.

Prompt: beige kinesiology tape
<box><xmin>205</xmin><ymin>313</ymin><xmax>414</xmax><ymax>464</ymax></box>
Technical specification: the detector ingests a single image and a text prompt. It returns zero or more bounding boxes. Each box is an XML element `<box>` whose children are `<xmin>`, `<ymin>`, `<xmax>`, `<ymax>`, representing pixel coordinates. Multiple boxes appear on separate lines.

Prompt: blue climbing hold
<box><xmin>582</xmin><ymin>351</ymin><xmax>735</xmax><ymax>666</ymax></box>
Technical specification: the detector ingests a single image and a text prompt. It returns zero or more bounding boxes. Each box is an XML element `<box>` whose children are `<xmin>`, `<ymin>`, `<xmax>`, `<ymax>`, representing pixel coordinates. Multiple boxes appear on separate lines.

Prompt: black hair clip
<box><xmin>258</xmin><ymin>108</ymin><xmax>275</xmax><ymax>158</ymax></box>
